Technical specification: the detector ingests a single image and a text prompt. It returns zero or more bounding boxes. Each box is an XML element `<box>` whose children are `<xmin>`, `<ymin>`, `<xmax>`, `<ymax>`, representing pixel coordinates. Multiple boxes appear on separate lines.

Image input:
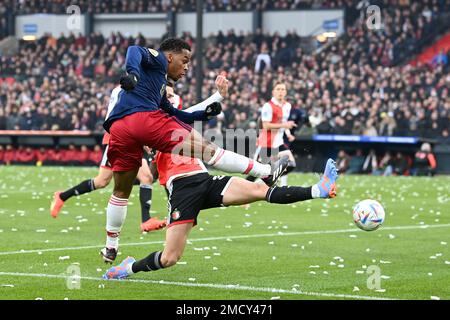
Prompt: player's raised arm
<box><xmin>186</xmin><ymin>75</ymin><xmax>228</xmax><ymax>113</ymax></box>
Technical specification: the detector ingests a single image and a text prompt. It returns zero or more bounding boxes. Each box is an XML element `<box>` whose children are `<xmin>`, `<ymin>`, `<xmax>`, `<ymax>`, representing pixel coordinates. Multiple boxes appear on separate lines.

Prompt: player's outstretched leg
<box><xmin>51</xmin><ymin>167</ymin><xmax>113</xmax><ymax>218</ymax></box>
<box><xmin>223</xmin><ymin>158</ymin><xmax>339</xmax><ymax>206</ymax></box>
<box><xmin>179</xmin><ymin>130</ymin><xmax>289</xmax><ymax>187</ymax></box>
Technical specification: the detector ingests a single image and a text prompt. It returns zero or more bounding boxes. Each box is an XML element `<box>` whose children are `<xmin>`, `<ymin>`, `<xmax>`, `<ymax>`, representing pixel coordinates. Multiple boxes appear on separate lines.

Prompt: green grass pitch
<box><xmin>0</xmin><ymin>166</ymin><xmax>448</xmax><ymax>300</ymax></box>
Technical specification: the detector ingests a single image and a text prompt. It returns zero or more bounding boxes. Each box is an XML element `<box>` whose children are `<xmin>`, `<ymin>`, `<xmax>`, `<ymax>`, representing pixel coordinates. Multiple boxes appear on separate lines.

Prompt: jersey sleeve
<box><xmin>125</xmin><ymin>46</ymin><xmax>159</xmax><ymax>77</ymax></box>
<box><xmin>260</xmin><ymin>103</ymin><xmax>273</xmax><ymax>122</ymax></box>
<box><xmin>160</xmin><ymin>94</ymin><xmax>208</xmax><ymax>124</ymax></box>
<box><xmin>184</xmin><ymin>91</ymin><xmax>224</xmax><ymax>113</ymax></box>
<box><xmin>283</xmin><ymin>103</ymin><xmax>292</xmax><ymax>122</ymax></box>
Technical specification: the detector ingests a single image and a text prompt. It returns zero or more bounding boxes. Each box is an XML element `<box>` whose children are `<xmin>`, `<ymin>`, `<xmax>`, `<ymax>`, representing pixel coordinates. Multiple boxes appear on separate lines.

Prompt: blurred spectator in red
<box><xmin>61</xmin><ymin>144</ymin><xmax>78</xmax><ymax>165</ymax></box>
<box><xmin>35</xmin><ymin>147</ymin><xmax>49</xmax><ymax>165</ymax></box>
<box><xmin>15</xmin><ymin>146</ymin><xmax>36</xmax><ymax>164</ymax></box>
<box><xmin>47</xmin><ymin>147</ymin><xmax>62</xmax><ymax>165</ymax></box>
<box><xmin>3</xmin><ymin>145</ymin><xmax>16</xmax><ymax>165</ymax></box>
<box><xmin>413</xmin><ymin>143</ymin><xmax>437</xmax><ymax>176</ymax></box>
<box><xmin>89</xmin><ymin>145</ymin><xmax>103</xmax><ymax>165</ymax></box>
<box><xmin>0</xmin><ymin>145</ymin><xmax>4</xmax><ymax>164</ymax></box>
<box><xmin>76</xmin><ymin>145</ymin><xmax>91</xmax><ymax>165</ymax></box>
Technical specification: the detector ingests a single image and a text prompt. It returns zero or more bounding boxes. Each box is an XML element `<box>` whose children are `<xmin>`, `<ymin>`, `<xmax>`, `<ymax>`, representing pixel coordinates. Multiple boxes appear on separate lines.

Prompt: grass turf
<box><xmin>0</xmin><ymin>165</ymin><xmax>448</xmax><ymax>300</ymax></box>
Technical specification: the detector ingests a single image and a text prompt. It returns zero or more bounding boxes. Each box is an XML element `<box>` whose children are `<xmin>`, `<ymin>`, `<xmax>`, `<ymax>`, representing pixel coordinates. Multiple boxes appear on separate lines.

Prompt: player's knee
<box><xmin>94</xmin><ymin>176</ymin><xmax>112</xmax><ymax>189</ymax></box>
<box><xmin>161</xmin><ymin>252</ymin><xmax>181</xmax><ymax>268</ymax></box>
<box><xmin>139</xmin><ymin>172</ymin><xmax>153</xmax><ymax>185</ymax></box>
<box><xmin>252</xmin><ymin>183</ymin><xmax>269</xmax><ymax>198</ymax></box>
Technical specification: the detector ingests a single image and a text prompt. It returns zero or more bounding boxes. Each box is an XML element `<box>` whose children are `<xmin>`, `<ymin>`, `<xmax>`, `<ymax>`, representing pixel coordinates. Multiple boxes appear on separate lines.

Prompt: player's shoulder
<box><xmin>262</xmin><ymin>101</ymin><xmax>272</xmax><ymax>109</ymax></box>
<box><xmin>146</xmin><ymin>47</ymin><xmax>160</xmax><ymax>58</ymax></box>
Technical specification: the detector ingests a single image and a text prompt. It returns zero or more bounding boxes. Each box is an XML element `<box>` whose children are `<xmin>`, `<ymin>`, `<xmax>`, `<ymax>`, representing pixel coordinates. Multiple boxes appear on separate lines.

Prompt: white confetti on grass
<box><xmin>188</xmin><ymin>278</ymin><xmax>196</xmax><ymax>282</ymax></box>
<box><xmin>430</xmin><ymin>296</ymin><xmax>440</xmax><ymax>300</ymax></box>
<box><xmin>375</xmin><ymin>289</ymin><xmax>386</xmax><ymax>293</ymax></box>
<box><xmin>58</xmin><ymin>256</ymin><xmax>70</xmax><ymax>261</ymax></box>
<box><xmin>1</xmin><ymin>284</ymin><xmax>14</xmax><ymax>288</ymax></box>
<box><xmin>36</xmin><ymin>229</ymin><xmax>47</xmax><ymax>233</ymax></box>
<box><xmin>176</xmin><ymin>261</ymin><xmax>187</xmax><ymax>265</ymax></box>
<box><xmin>353</xmin><ymin>287</ymin><xmax>360</xmax><ymax>292</ymax></box>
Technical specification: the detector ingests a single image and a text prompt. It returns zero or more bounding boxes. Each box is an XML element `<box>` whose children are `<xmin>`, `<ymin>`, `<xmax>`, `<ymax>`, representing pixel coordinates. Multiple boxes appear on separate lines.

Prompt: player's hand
<box><xmin>215</xmin><ymin>75</ymin><xmax>229</xmax><ymax>98</ymax></box>
<box><xmin>284</xmin><ymin>121</ymin><xmax>297</xmax><ymax>129</ymax></box>
<box><xmin>205</xmin><ymin>102</ymin><xmax>222</xmax><ymax>119</ymax></box>
<box><xmin>120</xmin><ymin>73</ymin><xmax>138</xmax><ymax>91</ymax></box>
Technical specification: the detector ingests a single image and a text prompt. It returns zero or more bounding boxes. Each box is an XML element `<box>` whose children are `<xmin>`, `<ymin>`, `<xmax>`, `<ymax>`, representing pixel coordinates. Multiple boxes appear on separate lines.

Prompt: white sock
<box><xmin>126</xmin><ymin>262</ymin><xmax>135</xmax><ymax>275</ymax></box>
<box><xmin>208</xmin><ymin>148</ymin><xmax>271</xmax><ymax>178</ymax></box>
<box><xmin>106</xmin><ymin>195</ymin><xmax>128</xmax><ymax>249</ymax></box>
<box><xmin>280</xmin><ymin>175</ymin><xmax>288</xmax><ymax>187</ymax></box>
<box><xmin>311</xmin><ymin>184</ymin><xmax>321</xmax><ymax>198</ymax></box>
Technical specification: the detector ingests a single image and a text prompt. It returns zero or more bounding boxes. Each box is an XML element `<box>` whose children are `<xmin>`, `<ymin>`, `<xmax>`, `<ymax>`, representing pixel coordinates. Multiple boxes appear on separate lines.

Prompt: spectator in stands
<box><xmin>336</xmin><ymin>150</ymin><xmax>350</xmax><ymax>173</ymax></box>
<box><xmin>378</xmin><ymin>151</ymin><xmax>394</xmax><ymax>176</ymax></box>
<box><xmin>3</xmin><ymin>145</ymin><xmax>15</xmax><ymax>165</ymax></box>
<box><xmin>0</xmin><ymin>108</ymin><xmax>6</xmax><ymax>130</ymax></box>
<box><xmin>35</xmin><ymin>147</ymin><xmax>48</xmax><ymax>166</ymax></box>
<box><xmin>432</xmin><ymin>49</ymin><xmax>448</xmax><ymax>67</ymax></box>
<box><xmin>0</xmin><ymin>145</ymin><xmax>4</xmax><ymax>164</ymax></box>
<box><xmin>361</xmin><ymin>149</ymin><xmax>379</xmax><ymax>174</ymax></box>
<box><xmin>346</xmin><ymin>149</ymin><xmax>365</xmax><ymax>174</ymax></box>
<box><xmin>413</xmin><ymin>142</ymin><xmax>437</xmax><ymax>176</ymax></box>
<box><xmin>392</xmin><ymin>152</ymin><xmax>410</xmax><ymax>176</ymax></box>
<box><xmin>15</xmin><ymin>146</ymin><xmax>36</xmax><ymax>164</ymax></box>
<box><xmin>88</xmin><ymin>145</ymin><xmax>104</xmax><ymax>166</ymax></box>
<box><xmin>255</xmin><ymin>42</ymin><xmax>271</xmax><ymax>74</ymax></box>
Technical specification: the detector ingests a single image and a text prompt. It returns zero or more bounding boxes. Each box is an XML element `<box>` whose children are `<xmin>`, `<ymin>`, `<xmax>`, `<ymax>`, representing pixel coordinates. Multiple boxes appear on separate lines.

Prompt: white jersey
<box><xmin>105</xmin><ymin>86</ymin><xmax>122</xmax><ymax>120</ymax></box>
<box><xmin>259</xmin><ymin>98</ymin><xmax>292</xmax><ymax>148</ymax></box>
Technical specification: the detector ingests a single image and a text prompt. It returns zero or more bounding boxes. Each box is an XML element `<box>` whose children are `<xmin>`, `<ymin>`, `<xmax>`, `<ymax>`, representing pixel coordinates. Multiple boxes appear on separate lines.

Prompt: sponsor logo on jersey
<box><xmin>148</xmin><ymin>48</ymin><xmax>159</xmax><ymax>57</ymax></box>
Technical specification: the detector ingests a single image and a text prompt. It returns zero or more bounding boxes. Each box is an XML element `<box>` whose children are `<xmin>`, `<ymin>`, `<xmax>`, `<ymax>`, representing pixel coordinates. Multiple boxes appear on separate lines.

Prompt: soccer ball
<box><xmin>352</xmin><ymin>199</ymin><xmax>385</xmax><ymax>231</ymax></box>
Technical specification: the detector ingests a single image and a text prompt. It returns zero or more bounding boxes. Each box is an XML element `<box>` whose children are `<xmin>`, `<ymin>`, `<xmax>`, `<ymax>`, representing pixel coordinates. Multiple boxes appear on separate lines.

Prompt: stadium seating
<box><xmin>0</xmin><ymin>0</ymin><xmax>448</xmax><ymax>140</ymax></box>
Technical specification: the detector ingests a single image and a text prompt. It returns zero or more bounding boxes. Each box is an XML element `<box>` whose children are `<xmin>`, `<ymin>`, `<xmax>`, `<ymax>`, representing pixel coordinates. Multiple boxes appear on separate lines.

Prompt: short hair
<box><xmin>159</xmin><ymin>38</ymin><xmax>191</xmax><ymax>53</ymax></box>
<box><xmin>273</xmin><ymin>81</ymin><xmax>286</xmax><ymax>88</ymax></box>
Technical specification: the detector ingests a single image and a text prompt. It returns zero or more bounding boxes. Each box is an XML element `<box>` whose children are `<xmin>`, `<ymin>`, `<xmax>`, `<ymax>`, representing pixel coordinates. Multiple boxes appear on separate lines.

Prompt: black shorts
<box><xmin>167</xmin><ymin>173</ymin><xmax>233</xmax><ymax>227</ymax></box>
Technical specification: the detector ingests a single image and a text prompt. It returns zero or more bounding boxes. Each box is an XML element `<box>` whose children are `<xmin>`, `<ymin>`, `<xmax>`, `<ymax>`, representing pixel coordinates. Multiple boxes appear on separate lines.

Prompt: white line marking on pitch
<box><xmin>0</xmin><ymin>223</ymin><xmax>449</xmax><ymax>256</ymax></box>
<box><xmin>0</xmin><ymin>272</ymin><xmax>396</xmax><ymax>300</ymax></box>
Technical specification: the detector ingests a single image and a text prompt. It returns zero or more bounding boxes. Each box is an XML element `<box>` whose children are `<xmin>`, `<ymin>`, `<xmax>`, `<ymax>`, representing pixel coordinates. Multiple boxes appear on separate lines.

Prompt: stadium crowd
<box><xmin>0</xmin><ymin>144</ymin><xmax>103</xmax><ymax>166</ymax></box>
<box><xmin>0</xmin><ymin>0</ymin><xmax>449</xmax><ymax>140</ymax></box>
<box><xmin>0</xmin><ymin>0</ymin><xmax>356</xmax><ymax>15</ymax></box>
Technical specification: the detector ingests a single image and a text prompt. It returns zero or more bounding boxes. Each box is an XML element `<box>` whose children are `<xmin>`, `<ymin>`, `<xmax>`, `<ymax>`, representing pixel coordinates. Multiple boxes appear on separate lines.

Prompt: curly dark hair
<box><xmin>159</xmin><ymin>38</ymin><xmax>191</xmax><ymax>53</ymax></box>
